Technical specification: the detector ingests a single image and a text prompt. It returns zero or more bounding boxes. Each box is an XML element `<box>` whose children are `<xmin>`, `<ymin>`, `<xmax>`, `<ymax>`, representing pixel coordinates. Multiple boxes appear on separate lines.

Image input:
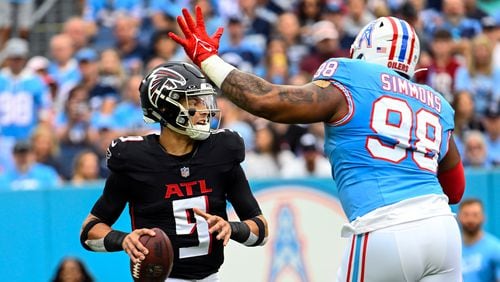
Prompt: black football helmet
<box><xmin>139</xmin><ymin>62</ymin><xmax>220</xmax><ymax>140</ymax></box>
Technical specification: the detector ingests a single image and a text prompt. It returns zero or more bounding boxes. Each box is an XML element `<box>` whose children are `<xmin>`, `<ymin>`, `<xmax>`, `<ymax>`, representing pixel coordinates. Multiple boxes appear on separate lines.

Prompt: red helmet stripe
<box><xmin>407</xmin><ymin>26</ymin><xmax>416</xmax><ymax>65</ymax></box>
<box><xmin>387</xmin><ymin>17</ymin><xmax>399</xmax><ymax>61</ymax></box>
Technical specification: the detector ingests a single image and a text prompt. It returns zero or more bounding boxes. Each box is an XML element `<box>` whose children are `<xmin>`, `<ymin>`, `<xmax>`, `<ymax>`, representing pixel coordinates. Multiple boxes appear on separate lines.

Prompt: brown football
<box><xmin>130</xmin><ymin>227</ymin><xmax>174</xmax><ymax>282</ymax></box>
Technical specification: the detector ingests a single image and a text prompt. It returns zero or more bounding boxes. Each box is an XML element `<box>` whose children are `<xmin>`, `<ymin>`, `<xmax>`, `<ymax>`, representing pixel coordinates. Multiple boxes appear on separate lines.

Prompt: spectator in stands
<box><xmin>113</xmin><ymin>74</ymin><xmax>157</xmax><ymax>135</ymax></box>
<box><xmin>416</xmin><ymin>29</ymin><xmax>462</xmax><ymax>103</ymax></box>
<box><xmin>30</xmin><ymin>124</ymin><xmax>63</xmax><ymax>177</ymax></box>
<box><xmin>257</xmin><ymin>37</ymin><xmax>290</xmax><ymax>84</ymax></box>
<box><xmin>480</xmin><ymin>16</ymin><xmax>500</xmax><ymax>69</ymax></box>
<box><xmin>281</xmin><ymin>133</ymin><xmax>331</xmax><ymax>178</ymax></box>
<box><xmin>83</xmin><ymin>0</ymin><xmax>143</xmax><ymax>51</ymax></box>
<box><xmin>76</xmin><ymin>48</ymin><xmax>119</xmax><ymax>128</ymax></box>
<box><xmin>273</xmin><ymin>12</ymin><xmax>309</xmax><ymax>76</ymax></box>
<box><xmin>455</xmin><ymin>34</ymin><xmax>500</xmax><ymax>117</ymax></box>
<box><xmin>234</xmin><ymin>0</ymin><xmax>273</xmax><ymax>49</ymax></box>
<box><xmin>51</xmin><ymin>256</ymin><xmax>94</xmax><ymax>282</ymax></box>
<box><xmin>458</xmin><ymin>198</ymin><xmax>500</xmax><ymax>282</ymax></box>
<box><xmin>48</xmin><ymin>34</ymin><xmax>81</xmax><ymax>113</ymax></box>
<box><xmin>0</xmin><ymin>140</ymin><xmax>60</xmax><ymax>191</ymax></box>
<box><xmin>341</xmin><ymin>0</ymin><xmax>375</xmax><ymax>50</ymax></box>
<box><xmin>300</xmin><ymin>20</ymin><xmax>347</xmax><ymax>77</ymax></box>
<box><xmin>426</xmin><ymin>0</ymin><xmax>482</xmax><ymax>41</ymax></box>
<box><xmin>26</xmin><ymin>55</ymin><xmax>58</xmax><ymax>100</ymax></box>
<box><xmin>98</xmin><ymin>49</ymin><xmax>126</xmax><ymax>94</ymax></box>
<box><xmin>71</xmin><ymin>150</ymin><xmax>101</xmax><ymax>185</ymax></box>
<box><xmin>147</xmin><ymin>29</ymin><xmax>184</xmax><ymax>62</ymax></box>
<box><xmin>145</xmin><ymin>0</ymin><xmax>182</xmax><ymax>36</ymax></box>
<box><xmin>482</xmin><ymin>98</ymin><xmax>500</xmax><ymax>166</ymax></box>
<box><xmin>243</xmin><ymin>121</ymin><xmax>295</xmax><ymax>179</ymax></box>
<box><xmin>462</xmin><ymin>130</ymin><xmax>492</xmax><ymax>168</ymax></box>
<box><xmin>0</xmin><ymin>38</ymin><xmax>52</xmax><ymax>154</ymax></box>
<box><xmin>55</xmin><ymin>85</ymin><xmax>98</xmax><ymax>180</ymax></box>
<box><xmin>113</xmin><ymin>15</ymin><xmax>148</xmax><ymax>75</ymax></box>
<box><xmin>453</xmin><ymin>90</ymin><xmax>481</xmax><ymax>157</ymax></box>
<box><xmin>191</xmin><ymin>0</ymin><xmax>225</xmax><ymax>35</ymax></box>
<box><xmin>217</xmin><ymin>96</ymin><xmax>255</xmax><ymax>151</ymax></box>
<box><xmin>63</xmin><ymin>17</ymin><xmax>92</xmax><ymax>52</ymax></box>
<box><xmin>219</xmin><ymin>17</ymin><xmax>260</xmax><ymax>70</ymax></box>
<box><xmin>296</xmin><ymin>0</ymin><xmax>326</xmax><ymax>37</ymax></box>
<box><xmin>0</xmin><ymin>0</ymin><xmax>33</xmax><ymax>47</ymax></box>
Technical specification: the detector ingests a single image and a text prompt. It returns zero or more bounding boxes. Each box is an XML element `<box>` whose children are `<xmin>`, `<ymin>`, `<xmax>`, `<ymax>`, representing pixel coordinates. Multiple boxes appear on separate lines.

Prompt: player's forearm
<box><xmin>222</xmin><ymin>70</ymin><xmax>276</xmax><ymax>118</ymax></box>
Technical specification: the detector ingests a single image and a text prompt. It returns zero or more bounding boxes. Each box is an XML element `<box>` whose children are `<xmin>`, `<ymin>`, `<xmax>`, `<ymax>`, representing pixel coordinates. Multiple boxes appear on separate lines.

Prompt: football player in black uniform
<box><xmin>80</xmin><ymin>62</ymin><xmax>268</xmax><ymax>281</ymax></box>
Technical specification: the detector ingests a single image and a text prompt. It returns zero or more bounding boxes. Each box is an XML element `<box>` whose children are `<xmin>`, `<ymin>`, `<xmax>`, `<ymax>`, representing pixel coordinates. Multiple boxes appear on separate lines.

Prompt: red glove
<box><xmin>169</xmin><ymin>6</ymin><xmax>224</xmax><ymax>67</ymax></box>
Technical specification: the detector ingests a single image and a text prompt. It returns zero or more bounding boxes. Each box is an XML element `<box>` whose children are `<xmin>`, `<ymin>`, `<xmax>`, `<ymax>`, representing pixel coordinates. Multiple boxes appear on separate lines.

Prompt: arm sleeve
<box><xmin>226</xmin><ymin>165</ymin><xmax>262</xmax><ymax>220</ymax></box>
<box><xmin>90</xmin><ymin>172</ymin><xmax>130</xmax><ymax>226</ymax></box>
<box><xmin>437</xmin><ymin>160</ymin><xmax>465</xmax><ymax>204</ymax></box>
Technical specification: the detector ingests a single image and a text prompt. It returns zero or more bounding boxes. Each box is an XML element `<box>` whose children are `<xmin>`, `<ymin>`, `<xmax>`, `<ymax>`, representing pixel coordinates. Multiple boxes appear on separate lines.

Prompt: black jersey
<box><xmin>91</xmin><ymin>130</ymin><xmax>262</xmax><ymax>279</ymax></box>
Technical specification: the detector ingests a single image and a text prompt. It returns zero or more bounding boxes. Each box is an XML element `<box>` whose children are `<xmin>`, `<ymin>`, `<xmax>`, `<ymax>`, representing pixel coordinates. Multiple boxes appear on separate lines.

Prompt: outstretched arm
<box><xmin>221</xmin><ymin>70</ymin><xmax>344</xmax><ymax>123</ymax></box>
<box><xmin>169</xmin><ymin>6</ymin><xmax>346</xmax><ymax>124</ymax></box>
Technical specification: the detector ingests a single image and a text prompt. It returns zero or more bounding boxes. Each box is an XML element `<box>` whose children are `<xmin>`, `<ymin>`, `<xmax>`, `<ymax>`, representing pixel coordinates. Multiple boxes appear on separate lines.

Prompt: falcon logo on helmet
<box><xmin>351</xmin><ymin>17</ymin><xmax>420</xmax><ymax>78</ymax></box>
<box><xmin>148</xmin><ymin>68</ymin><xmax>187</xmax><ymax>108</ymax></box>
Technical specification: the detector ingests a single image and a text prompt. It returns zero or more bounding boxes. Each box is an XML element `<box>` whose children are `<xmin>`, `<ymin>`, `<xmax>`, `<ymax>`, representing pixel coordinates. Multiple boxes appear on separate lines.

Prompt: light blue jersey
<box><xmin>462</xmin><ymin>233</ymin><xmax>500</xmax><ymax>282</ymax></box>
<box><xmin>313</xmin><ymin>58</ymin><xmax>455</xmax><ymax>221</ymax></box>
<box><xmin>0</xmin><ymin>163</ymin><xmax>60</xmax><ymax>191</ymax></box>
<box><xmin>0</xmin><ymin>70</ymin><xmax>51</xmax><ymax>140</ymax></box>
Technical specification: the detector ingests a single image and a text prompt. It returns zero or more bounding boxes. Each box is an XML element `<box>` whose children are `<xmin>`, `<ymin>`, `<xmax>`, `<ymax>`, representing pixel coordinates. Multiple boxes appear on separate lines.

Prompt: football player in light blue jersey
<box><xmin>171</xmin><ymin>7</ymin><xmax>466</xmax><ymax>281</ymax></box>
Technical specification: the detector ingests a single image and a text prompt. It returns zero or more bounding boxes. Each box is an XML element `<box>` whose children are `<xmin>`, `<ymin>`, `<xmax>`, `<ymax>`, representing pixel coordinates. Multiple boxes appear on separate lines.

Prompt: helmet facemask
<box><xmin>169</xmin><ymin>87</ymin><xmax>220</xmax><ymax>140</ymax></box>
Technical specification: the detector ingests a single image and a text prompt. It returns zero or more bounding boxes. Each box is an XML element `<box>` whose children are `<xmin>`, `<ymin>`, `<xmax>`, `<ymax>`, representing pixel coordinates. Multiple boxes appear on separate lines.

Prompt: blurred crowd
<box><xmin>0</xmin><ymin>0</ymin><xmax>500</xmax><ymax>190</ymax></box>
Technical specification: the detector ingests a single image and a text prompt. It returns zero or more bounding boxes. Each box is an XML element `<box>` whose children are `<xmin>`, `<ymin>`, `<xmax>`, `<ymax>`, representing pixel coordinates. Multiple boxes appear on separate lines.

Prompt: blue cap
<box><xmin>75</xmin><ymin>48</ymin><xmax>98</xmax><ymax>62</ymax></box>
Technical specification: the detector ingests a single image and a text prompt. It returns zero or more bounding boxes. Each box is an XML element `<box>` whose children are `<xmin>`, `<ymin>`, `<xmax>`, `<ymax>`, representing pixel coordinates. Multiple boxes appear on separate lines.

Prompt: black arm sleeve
<box><xmin>90</xmin><ymin>172</ymin><xmax>130</xmax><ymax>226</ymax></box>
<box><xmin>226</xmin><ymin>165</ymin><xmax>262</xmax><ymax>220</ymax></box>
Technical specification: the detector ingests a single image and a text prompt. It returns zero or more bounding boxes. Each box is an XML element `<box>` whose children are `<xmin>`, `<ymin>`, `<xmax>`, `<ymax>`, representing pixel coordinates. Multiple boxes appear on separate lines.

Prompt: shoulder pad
<box><xmin>209</xmin><ymin>129</ymin><xmax>245</xmax><ymax>163</ymax></box>
<box><xmin>106</xmin><ymin>136</ymin><xmax>147</xmax><ymax>172</ymax></box>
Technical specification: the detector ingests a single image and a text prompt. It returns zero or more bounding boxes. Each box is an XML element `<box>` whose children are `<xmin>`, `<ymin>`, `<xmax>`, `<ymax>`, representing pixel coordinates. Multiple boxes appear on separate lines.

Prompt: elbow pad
<box><xmin>438</xmin><ymin>160</ymin><xmax>465</xmax><ymax>204</ymax></box>
<box><xmin>80</xmin><ymin>219</ymin><xmax>104</xmax><ymax>251</ymax></box>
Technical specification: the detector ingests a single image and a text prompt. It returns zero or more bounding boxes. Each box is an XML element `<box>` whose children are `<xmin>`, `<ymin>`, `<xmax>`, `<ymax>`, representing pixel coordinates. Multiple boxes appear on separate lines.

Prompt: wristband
<box><xmin>229</xmin><ymin>221</ymin><xmax>251</xmax><ymax>243</ymax></box>
<box><xmin>103</xmin><ymin>230</ymin><xmax>128</xmax><ymax>252</ymax></box>
<box><xmin>201</xmin><ymin>55</ymin><xmax>236</xmax><ymax>88</ymax></box>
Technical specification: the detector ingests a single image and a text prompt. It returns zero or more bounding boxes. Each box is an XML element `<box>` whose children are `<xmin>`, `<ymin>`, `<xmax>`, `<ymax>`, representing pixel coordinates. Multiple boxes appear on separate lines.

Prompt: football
<box><xmin>130</xmin><ymin>227</ymin><xmax>174</xmax><ymax>282</ymax></box>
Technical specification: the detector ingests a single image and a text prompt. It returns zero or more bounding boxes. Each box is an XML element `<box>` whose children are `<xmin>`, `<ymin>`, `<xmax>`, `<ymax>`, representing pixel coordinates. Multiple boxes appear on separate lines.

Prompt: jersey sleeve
<box><xmin>90</xmin><ymin>172</ymin><xmax>130</xmax><ymax>226</ymax></box>
<box><xmin>312</xmin><ymin>58</ymin><xmax>354</xmax><ymax>85</ymax></box>
<box><xmin>226</xmin><ymin>165</ymin><xmax>262</xmax><ymax>220</ymax></box>
<box><xmin>105</xmin><ymin>136</ymin><xmax>145</xmax><ymax>173</ymax></box>
<box><xmin>212</xmin><ymin>129</ymin><xmax>246</xmax><ymax>164</ymax></box>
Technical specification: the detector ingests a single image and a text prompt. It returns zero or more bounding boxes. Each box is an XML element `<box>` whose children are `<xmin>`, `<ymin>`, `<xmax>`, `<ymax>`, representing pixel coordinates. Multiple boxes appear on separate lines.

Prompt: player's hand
<box><xmin>122</xmin><ymin>228</ymin><xmax>156</xmax><ymax>264</ymax></box>
<box><xmin>194</xmin><ymin>208</ymin><xmax>231</xmax><ymax>246</ymax></box>
<box><xmin>168</xmin><ymin>5</ymin><xmax>224</xmax><ymax>67</ymax></box>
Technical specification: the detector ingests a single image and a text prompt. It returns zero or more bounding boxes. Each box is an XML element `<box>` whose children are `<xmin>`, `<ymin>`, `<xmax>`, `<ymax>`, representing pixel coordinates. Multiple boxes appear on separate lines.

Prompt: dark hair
<box><xmin>458</xmin><ymin>198</ymin><xmax>484</xmax><ymax>211</ymax></box>
<box><xmin>52</xmin><ymin>257</ymin><xmax>94</xmax><ymax>282</ymax></box>
<box><xmin>433</xmin><ymin>29</ymin><xmax>452</xmax><ymax>40</ymax></box>
<box><xmin>151</xmin><ymin>29</ymin><xmax>174</xmax><ymax>46</ymax></box>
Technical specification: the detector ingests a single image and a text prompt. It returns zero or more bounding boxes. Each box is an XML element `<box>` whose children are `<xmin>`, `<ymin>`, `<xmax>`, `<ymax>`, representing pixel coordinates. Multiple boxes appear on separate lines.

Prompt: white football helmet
<box><xmin>350</xmin><ymin>17</ymin><xmax>420</xmax><ymax>78</ymax></box>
